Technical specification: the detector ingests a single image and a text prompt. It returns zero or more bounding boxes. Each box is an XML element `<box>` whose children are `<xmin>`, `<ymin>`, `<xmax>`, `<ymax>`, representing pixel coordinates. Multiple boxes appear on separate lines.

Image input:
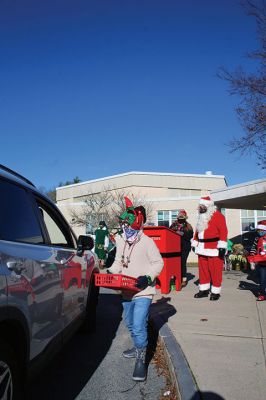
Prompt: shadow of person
<box><xmin>238</xmin><ymin>280</ymin><xmax>259</xmax><ymax>297</ymax></box>
<box><xmin>190</xmin><ymin>391</ymin><xmax>225</xmax><ymax>400</ymax></box>
<box><xmin>246</xmin><ymin>268</ymin><xmax>260</xmax><ymax>284</ymax></box>
<box><xmin>187</xmin><ymin>272</ymin><xmax>195</xmax><ymax>282</ymax></box>
<box><xmin>149</xmin><ymin>296</ymin><xmax>177</xmax><ymax>327</ymax></box>
<box><xmin>147</xmin><ymin>296</ymin><xmax>177</xmax><ymax>365</ymax></box>
<box><xmin>27</xmin><ymin>292</ymin><xmax>123</xmax><ymax>400</ymax></box>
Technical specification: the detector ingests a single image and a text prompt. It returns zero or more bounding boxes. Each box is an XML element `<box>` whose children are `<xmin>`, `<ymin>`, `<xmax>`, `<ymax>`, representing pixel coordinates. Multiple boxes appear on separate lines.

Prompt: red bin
<box><xmin>143</xmin><ymin>226</ymin><xmax>181</xmax><ymax>294</ymax></box>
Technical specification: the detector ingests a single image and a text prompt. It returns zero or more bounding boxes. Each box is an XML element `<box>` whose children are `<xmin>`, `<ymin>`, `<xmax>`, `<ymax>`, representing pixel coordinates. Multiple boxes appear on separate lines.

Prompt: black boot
<box><xmin>210</xmin><ymin>293</ymin><xmax>220</xmax><ymax>301</ymax></box>
<box><xmin>194</xmin><ymin>290</ymin><xmax>209</xmax><ymax>298</ymax></box>
<box><xmin>132</xmin><ymin>348</ymin><xmax>147</xmax><ymax>381</ymax></box>
<box><xmin>122</xmin><ymin>347</ymin><xmax>136</xmax><ymax>358</ymax></box>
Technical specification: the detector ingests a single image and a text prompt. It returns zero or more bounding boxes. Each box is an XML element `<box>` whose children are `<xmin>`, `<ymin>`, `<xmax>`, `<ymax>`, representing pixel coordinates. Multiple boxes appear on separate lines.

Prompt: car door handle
<box><xmin>7</xmin><ymin>262</ymin><xmax>26</xmax><ymax>275</ymax></box>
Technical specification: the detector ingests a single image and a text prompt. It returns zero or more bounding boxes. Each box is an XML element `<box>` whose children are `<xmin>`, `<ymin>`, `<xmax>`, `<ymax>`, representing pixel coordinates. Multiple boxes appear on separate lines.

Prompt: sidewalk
<box><xmin>151</xmin><ymin>266</ymin><xmax>266</xmax><ymax>400</ymax></box>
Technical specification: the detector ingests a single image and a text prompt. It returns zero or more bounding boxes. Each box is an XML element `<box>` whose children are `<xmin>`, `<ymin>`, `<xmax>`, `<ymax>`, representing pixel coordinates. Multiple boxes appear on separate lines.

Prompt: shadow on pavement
<box><xmin>150</xmin><ymin>296</ymin><xmax>177</xmax><ymax>327</ymax></box>
<box><xmin>238</xmin><ymin>280</ymin><xmax>259</xmax><ymax>297</ymax></box>
<box><xmin>191</xmin><ymin>391</ymin><xmax>225</xmax><ymax>400</ymax></box>
<box><xmin>238</xmin><ymin>268</ymin><xmax>261</xmax><ymax>296</ymax></box>
<box><xmin>187</xmin><ymin>272</ymin><xmax>196</xmax><ymax>282</ymax></box>
<box><xmin>27</xmin><ymin>293</ymin><xmax>122</xmax><ymax>400</ymax></box>
<box><xmin>147</xmin><ymin>296</ymin><xmax>177</xmax><ymax>365</ymax></box>
<box><xmin>246</xmin><ymin>269</ymin><xmax>260</xmax><ymax>284</ymax></box>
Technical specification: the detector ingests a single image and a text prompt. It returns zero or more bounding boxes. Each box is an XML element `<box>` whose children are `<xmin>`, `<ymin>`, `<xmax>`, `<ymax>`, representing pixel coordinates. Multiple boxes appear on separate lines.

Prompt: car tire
<box><xmin>81</xmin><ymin>276</ymin><xmax>99</xmax><ymax>334</ymax></box>
<box><xmin>0</xmin><ymin>340</ymin><xmax>24</xmax><ymax>400</ymax></box>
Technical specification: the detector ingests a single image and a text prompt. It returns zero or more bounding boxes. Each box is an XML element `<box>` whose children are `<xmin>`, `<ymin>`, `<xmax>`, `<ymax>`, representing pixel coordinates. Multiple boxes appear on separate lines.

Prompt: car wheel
<box><xmin>0</xmin><ymin>340</ymin><xmax>23</xmax><ymax>400</ymax></box>
<box><xmin>81</xmin><ymin>276</ymin><xmax>99</xmax><ymax>334</ymax></box>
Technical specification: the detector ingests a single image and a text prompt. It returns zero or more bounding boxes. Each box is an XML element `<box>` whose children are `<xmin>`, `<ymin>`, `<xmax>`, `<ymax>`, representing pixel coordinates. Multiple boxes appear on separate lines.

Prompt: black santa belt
<box><xmin>198</xmin><ymin>237</ymin><xmax>219</xmax><ymax>243</ymax></box>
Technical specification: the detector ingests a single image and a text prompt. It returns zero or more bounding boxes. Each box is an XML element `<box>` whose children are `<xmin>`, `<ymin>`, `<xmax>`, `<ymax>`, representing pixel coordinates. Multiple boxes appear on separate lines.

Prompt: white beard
<box><xmin>196</xmin><ymin>205</ymin><xmax>216</xmax><ymax>233</ymax></box>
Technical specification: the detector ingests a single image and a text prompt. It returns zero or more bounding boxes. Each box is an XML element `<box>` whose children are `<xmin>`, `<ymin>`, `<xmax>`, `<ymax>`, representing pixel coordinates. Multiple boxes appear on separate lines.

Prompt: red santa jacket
<box><xmin>257</xmin><ymin>235</ymin><xmax>266</xmax><ymax>255</ymax></box>
<box><xmin>249</xmin><ymin>234</ymin><xmax>266</xmax><ymax>264</ymax></box>
<box><xmin>192</xmin><ymin>210</ymin><xmax>228</xmax><ymax>257</ymax></box>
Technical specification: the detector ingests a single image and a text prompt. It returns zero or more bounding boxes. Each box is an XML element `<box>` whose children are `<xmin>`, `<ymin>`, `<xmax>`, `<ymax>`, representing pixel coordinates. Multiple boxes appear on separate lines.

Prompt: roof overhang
<box><xmin>211</xmin><ymin>179</ymin><xmax>266</xmax><ymax>210</ymax></box>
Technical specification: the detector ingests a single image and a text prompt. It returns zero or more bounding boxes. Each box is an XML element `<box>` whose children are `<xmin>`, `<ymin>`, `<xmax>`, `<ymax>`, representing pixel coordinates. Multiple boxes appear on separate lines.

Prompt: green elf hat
<box><xmin>119</xmin><ymin>197</ymin><xmax>146</xmax><ymax>230</ymax></box>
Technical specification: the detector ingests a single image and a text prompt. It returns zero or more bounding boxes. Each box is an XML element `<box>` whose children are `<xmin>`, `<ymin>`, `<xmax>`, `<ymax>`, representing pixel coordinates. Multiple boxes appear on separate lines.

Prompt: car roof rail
<box><xmin>0</xmin><ymin>164</ymin><xmax>35</xmax><ymax>187</ymax></box>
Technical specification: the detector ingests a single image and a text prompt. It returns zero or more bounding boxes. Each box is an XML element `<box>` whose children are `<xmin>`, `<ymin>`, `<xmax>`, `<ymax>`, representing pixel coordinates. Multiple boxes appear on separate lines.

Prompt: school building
<box><xmin>56</xmin><ymin>171</ymin><xmax>266</xmax><ymax>262</ymax></box>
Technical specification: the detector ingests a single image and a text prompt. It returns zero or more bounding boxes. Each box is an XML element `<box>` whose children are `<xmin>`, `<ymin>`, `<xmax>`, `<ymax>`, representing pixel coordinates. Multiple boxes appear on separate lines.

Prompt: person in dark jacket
<box><xmin>170</xmin><ymin>209</ymin><xmax>194</xmax><ymax>287</ymax></box>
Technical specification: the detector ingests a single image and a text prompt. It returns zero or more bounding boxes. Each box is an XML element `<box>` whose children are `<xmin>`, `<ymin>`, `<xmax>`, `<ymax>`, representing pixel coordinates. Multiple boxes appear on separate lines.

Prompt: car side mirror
<box><xmin>77</xmin><ymin>235</ymin><xmax>94</xmax><ymax>257</ymax></box>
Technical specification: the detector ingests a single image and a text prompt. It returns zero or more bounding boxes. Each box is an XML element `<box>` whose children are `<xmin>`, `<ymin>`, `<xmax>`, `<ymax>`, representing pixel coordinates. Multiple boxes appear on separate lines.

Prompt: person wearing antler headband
<box><xmin>191</xmin><ymin>196</ymin><xmax>228</xmax><ymax>301</ymax></box>
<box><xmin>107</xmin><ymin>196</ymin><xmax>163</xmax><ymax>382</ymax></box>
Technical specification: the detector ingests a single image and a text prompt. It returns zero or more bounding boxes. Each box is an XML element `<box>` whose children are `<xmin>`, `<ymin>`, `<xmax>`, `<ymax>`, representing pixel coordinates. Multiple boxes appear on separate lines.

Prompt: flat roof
<box><xmin>56</xmin><ymin>171</ymin><xmax>225</xmax><ymax>190</ymax></box>
<box><xmin>211</xmin><ymin>179</ymin><xmax>266</xmax><ymax>210</ymax></box>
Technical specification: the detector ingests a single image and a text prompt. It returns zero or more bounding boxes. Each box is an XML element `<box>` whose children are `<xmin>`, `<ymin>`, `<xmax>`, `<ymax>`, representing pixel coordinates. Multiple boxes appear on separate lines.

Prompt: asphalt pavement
<box><xmin>28</xmin><ymin>288</ymin><xmax>168</xmax><ymax>400</ymax></box>
<box><xmin>75</xmin><ymin>289</ymin><xmax>167</xmax><ymax>400</ymax></box>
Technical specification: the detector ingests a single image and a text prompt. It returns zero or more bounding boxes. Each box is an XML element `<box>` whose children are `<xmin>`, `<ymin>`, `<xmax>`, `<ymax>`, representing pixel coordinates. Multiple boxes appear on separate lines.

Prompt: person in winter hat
<box><xmin>107</xmin><ymin>197</ymin><xmax>164</xmax><ymax>381</ymax></box>
<box><xmin>94</xmin><ymin>220</ymin><xmax>109</xmax><ymax>269</ymax></box>
<box><xmin>170</xmin><ymin>209</ymin><xmax>193</xmax><ymax>287</ymax></box>
<box><xmin>191</xmin><ymin>196</ymin><xmax>228</xmax><ymax>301</ymax></box>
<box><xmin>249</xmin><ymin>220</ymin><xmax>266</xmax><ymax>301</ymax></box>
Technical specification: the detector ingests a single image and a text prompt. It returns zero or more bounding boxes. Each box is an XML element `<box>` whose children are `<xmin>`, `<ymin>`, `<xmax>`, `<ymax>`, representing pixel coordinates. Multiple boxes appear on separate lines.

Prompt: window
<box><xmin>38</xmin><ymin>203</ymin><xmax>73</xmax><ymax>247</ymax></box>
<box><xmin>157</xmin><ymin>210</ymin><xmax>179</xmax><ymax>227</ymax></box>
<box><xmin>240</xmin><ymin>209</ymin><xmax>266</xmax><ymax>233</ymax></box>
<box><xmin>257</xmin><ymin>210</ymin><xmax>266</xmax><ymax>218</ymax></box>
<box><xmin>0</xmin><ymin>180</ymin><xmax>43</xmax><ymax>244</ymax></box>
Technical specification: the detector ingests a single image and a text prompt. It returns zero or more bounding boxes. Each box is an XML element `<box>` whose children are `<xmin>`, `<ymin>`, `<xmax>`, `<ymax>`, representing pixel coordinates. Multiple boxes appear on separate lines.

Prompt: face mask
<box><xmin>199</xmin><ymin>206</ymin><xmax>207</xmax><ymax>214</ymax></box>
<box><xmin>178</xmin><ymin>219</ymin><xmax>185</xmax><ymax>224</ymax></box>
<box><xmin>123</xmin><ymin>226</ymin><xmax>138</xmax><ymax>240</ymax></box>
<box><xmin>258</xmin><ymin>230</ymin><xmax>266</xmax><ymax>237</ymax></box>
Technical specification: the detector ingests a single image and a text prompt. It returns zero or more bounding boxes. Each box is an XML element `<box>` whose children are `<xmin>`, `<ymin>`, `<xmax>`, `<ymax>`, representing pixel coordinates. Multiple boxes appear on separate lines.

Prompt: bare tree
<box><xmin>217</xmin><ymin>0</ymin><xmax>266</xmax><ymax>168</ymax></box>
<box><xmin>70</xmin><ymin>188</ymin><xmax>114</xmax><ymax>232</ymax></box>
<box><xmin>69</xmin><ymin>186</ymin><xmax>154</xmax><ymax>233</ymax></box>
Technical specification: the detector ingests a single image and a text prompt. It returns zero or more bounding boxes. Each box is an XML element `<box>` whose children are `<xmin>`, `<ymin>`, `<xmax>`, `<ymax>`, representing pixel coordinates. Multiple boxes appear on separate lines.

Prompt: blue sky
<box><xmin>0</xmin><ymin>0</ymin><xmax>265</xmax><ymax>190</ymax></box>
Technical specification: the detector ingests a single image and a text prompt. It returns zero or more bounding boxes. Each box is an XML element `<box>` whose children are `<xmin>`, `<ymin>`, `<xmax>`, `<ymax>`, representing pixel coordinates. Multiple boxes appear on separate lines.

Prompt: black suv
<box><xmin>0</xmin><ymin>165</ymin><xmax>99</xmax><ymax>399</ymax></box>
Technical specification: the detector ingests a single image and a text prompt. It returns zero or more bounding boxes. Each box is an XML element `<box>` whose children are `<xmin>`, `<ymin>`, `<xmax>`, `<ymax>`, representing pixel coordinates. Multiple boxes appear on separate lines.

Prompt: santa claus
<box><xmin>191</xmin><ymin>196</ymin><xmax>228</xmax><ymax>301</ymax></box>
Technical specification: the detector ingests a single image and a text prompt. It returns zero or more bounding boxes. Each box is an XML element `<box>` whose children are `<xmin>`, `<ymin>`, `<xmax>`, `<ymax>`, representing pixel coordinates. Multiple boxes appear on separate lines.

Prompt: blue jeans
<box><xmin>258</xmin><ymin>265</ymin><xmax>266</xmax><ymax>295</ymax></box>
<box><xmin>122</xmin><ymin>297</ymin><xmax>152</xmax><ymax>349</ymax></box>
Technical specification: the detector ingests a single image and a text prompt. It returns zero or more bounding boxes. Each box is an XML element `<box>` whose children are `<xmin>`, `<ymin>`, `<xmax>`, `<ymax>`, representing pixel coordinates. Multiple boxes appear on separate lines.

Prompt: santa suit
<box><xmin>192</xmin><ymin>210</ymin><xmax>228</xmax><ymax>294</ymax></box>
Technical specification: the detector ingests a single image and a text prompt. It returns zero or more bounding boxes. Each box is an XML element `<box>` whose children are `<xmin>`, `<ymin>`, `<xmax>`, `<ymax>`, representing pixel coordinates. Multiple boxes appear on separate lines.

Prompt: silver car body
<box><xmin>0</xmin><ymin>166</ymin><xmax>99</xmax><ymax>395</ymax></box>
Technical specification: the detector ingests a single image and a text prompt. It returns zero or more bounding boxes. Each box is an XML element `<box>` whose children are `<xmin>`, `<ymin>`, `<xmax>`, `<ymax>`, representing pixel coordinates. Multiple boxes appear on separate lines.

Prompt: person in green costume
<box><xmin>94</xmin><ymin>221</ymin><xmax>109</xmax><ymax>269</ymax></box>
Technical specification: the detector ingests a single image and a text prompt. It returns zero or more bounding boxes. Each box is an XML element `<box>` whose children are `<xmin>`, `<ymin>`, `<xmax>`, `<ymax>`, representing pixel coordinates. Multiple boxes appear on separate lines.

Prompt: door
<box><xmin>35</xmin><ymin>200</ymin><xmax>88</xmax><ymax>329</ymax></box>
<box><xmin>0</xmin><ymin>179</ymin><xmax>64</xmax><ymax>360</ymax></box>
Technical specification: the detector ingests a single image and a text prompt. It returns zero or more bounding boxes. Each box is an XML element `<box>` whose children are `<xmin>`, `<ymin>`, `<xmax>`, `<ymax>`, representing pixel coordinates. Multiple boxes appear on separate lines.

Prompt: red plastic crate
<box><xmin>94</xmin><ymin>273</ymin><xmax>140</xmax><ymax>292</ymax></box>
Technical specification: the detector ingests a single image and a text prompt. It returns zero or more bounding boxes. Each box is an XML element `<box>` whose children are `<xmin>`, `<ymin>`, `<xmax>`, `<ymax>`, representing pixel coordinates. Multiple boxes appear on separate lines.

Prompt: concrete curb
<box><xmin>150</xmin><ymin>313</ymin><xmax>200</xmax><ymax>400</ymax></box>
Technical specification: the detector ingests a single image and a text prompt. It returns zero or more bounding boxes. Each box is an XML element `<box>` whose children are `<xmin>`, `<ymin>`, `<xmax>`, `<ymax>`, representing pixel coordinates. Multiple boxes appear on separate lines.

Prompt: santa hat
<box><xmin>177</xmin><ymin>209</ymin><xmax>188</xmax><ymax>219</ymax></box>
<box><xmin>257</xmin><ymin>220</ymin><xmax>266</xmax><ymax>231</ymax></box>
<box><xmin>199</xmin><ymin>196</ymin><xmax>214</xmax><ymax>207</ymax></box>
<box><xmin>119</xmin><ymin>197</ymin><xmax>146</xmax><ymax>230</ymax></box>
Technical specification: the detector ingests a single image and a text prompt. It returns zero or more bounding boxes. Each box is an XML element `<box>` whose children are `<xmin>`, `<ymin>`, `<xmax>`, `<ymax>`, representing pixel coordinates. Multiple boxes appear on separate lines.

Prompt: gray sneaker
<box><xmin>122</xmin><ymin>347</ymin><xmax>136</xmax><ymax>358</ymax></box>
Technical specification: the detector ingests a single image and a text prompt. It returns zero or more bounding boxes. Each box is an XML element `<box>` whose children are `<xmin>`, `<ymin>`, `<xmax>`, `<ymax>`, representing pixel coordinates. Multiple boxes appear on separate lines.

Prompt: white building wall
<box><xmin>56</xmin><ymin>171</ymin><xmax>240</xmax><ymax>263</ymax></box>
